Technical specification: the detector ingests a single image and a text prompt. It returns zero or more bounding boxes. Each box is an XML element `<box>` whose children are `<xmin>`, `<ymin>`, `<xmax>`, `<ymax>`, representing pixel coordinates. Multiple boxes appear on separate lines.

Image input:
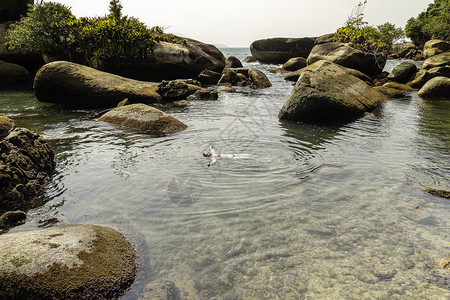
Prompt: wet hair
<box><xmin>203</xmin><ymin>152</ymin><xmax>212</xmax><ymax>157</ymax></box>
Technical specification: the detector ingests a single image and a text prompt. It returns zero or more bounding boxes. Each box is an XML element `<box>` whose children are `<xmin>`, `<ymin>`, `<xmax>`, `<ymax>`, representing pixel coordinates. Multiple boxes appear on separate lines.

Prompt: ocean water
<box><xmin>1</xmin><ymin>48</ymin><xmax>449</xmax><ymax>299</ymax></box>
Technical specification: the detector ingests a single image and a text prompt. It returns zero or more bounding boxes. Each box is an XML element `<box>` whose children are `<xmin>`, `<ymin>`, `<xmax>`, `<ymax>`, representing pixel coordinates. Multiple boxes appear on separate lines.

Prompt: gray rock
<box><xmin>223</xmin><ymin>56</ymin><xmax>243</xmax><ymax>72</ymax></box>
<box><xmin>374</xmin><ymin>86</ymin><xmax>406</xmax><ymax>98</ymax></box>
<box><xmin>34</xmin><ymin>61</ymin><xmax>162</xmax><ymax>108</ymax></box>
<box><xmin>250</xmin><ymin>37</ymin><xmax>316</xmax><ymax>64</ymax></box>
<box><xmin>0</xmin><ymin>128</ymin><xmax>55</xmax><ymax>214</ymax></box>
<box><xmin>248</xmin><ymin>68</ymin><xmax>272</xmax><ymax>88</ymax></box>
<box><xmin>140</xmin><ymin>281</ymin><xmax>180</xmax><ymax>300</ymax></box>
<box><xmin>408</xmin><ymin>69</ymin><xmax>433</xmax><ymax>88</ymax></box>
<box><xmin>279</xmin><ymin>60</ymin><xmax>385</xmax><ymax>123</ymax></box>
<box><xmin>98</xmin><ymin>103</ymin><xmax>187</xmax><ymax>134</ymax></box>
<box><xmin>0</xmin><ymin>59</ymin><xmax>29</xmax><ymax>86</ymax></box>
<box><xmin>282</xmin><ymin>57</ymin><xmax>307</xmax><ymax>71</ymax></box>
<box><xmin>422</xmin><ymin>52</ymin><xmax>450</xmax><ymax>70</ymax></box>
<box><xmin>242</xmin><ymin>56</ymin><xmax>257</xmax><ymax>63</ymax></box>
<box><xmin>307</xmin><ymin>42</ymin><xmax>386</xmax><ymax>76</ymax></box>
<box><xmin>285</xmin><ymin>65</ymin><xmax>372</xmax><ymax>83</ymax></box>
<box><xmin>315</xmin><ymin>33</ymin><xmax>336</xmax><ymax>45</ymax></box>
<box><xmin>387</xmin><ymin>62</ymin><xmax>417</xmax><ymax>83</ymax></box>
<box><xmin>218</xmin><ymin>68</ymin><xmax>271</xmax><ymax>88</ymax></box>
<box><xmin>391</xmin><ymin>42</ymin><xmax>416</xmax><ymax>58</ymax></box>
<box><xmin>423</xmin><ymin>40</ymin><xmax>450</xmax><ymax>59</ymax></box>
<box><xmin>418</xmin><ymin>76</ymin><xmax>450</xmax><ymax>99</ymax></box>
<box><xmin>198</xmin><ymin>69</ymin><xmax>222</xmax><ymax>85</ymax></box>
<box><xmin>187</xmin><ymin>89</ymin><xmax>218</xmax><ymax>100</ymax></box>
<box><xmin>157</xmin><ymin>80</ymin><xmax>190</xmax><ymax>100</ymax></box>
<box><xmin>0</xmin><ymin>224</ymin><xmax>136</xmax><ymax>299</ymax></box>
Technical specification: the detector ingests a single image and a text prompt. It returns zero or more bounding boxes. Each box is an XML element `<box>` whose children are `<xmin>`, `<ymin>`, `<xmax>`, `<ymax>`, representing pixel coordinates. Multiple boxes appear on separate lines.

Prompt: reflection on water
<box><xmin>1</xmin><ymin>54</ymin><xmax>449</xmax><ymax>299</ymax></box>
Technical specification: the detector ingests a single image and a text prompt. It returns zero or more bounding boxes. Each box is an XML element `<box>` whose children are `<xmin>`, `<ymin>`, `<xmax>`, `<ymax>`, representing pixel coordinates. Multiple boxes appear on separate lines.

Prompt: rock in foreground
<box><xmin>98</xmin><ymin>104</ymin><xmax>187</xmax><ymax>134</ymax></box>
<box><xmin>0</xmin><ymin>224</ymin><xmax>136</xmax><ymax>299</ymax></box>
<box><xmin>307</xmin><ymin>42</ymin><xmax>386</xmax><ymax>76</ymax></box>
<box><xmin>250</xmin><ymin>37</ymin><xmax>316</xmax><ymax>64</ymax></box>
<box><xmin>0</xmin><ymin>128</ymin><xmax>55</xmax><ymax>214</ymax></box>
<box><xmin>34</xmin><ymin>61</ymin><xmax>162</xmax><ymax>108</ymax></box>
<box><xmin>279</xmin><ymin>60</ymin><xmax>385</xmax><ymax>123</ymax></box>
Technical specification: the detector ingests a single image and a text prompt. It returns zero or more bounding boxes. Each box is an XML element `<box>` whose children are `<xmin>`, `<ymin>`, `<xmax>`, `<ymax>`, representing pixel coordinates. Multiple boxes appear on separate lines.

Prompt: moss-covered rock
<box><xmin>279</xmin><ymin>60</ymin><xmax>385</xmax><ymax>123</ymax></box>
<box><xmin>0</xmin><ymin>224</ymin><xmax>136</xmax><ymax>299</ymax></box>
<box><xmin>374</xmin><ymin>86</ymin><xmax>406</xmax><ymax>99</ymax></box>
<box><xmin>139</xmin><ymin>281</ymin><xmax>180</xmax><ymax>300</ymax></box>
<box><xmin>387</xmin><ymin>62</ymin><xmax>417</xmax><ymax>83</ymax></box>
<box><xmin>418</xmin><ymin>76</ymin><xmax>450</xmax><ymax>99</ymax></box>
<box><xmin>187</xmin><ymin>89</ymin><xmax>218</xmax><ymax>101</ymax></box>
<box><xmin>306</xmin><ymin>42</ymin><xmax>386</xmax><ymax>76</ymax></box>
<box><xmin>0</xmin><ymin>211</ymin><xmax>26</xmax><ymax>232</ymax></box>
<box><xmin>0</xmin><ymin>113</ymin><xmax>15</xmax><ymax>138</ymax></box>
<box><xmin>0</xmin><ymin>128</ymin><xmax>55</xmax><ymax>214</ymax></box>
<box><xmin>98</xmin><ymin>103</ymin><xmax>187</xmax><ymax>135</ymax></box>
<box><xmin>34</xmin><ymin>61</ymin><xmax>162</xmax><ymax>108</ymax></box>
<box><xmin>426</xmin><ymin>188</ymin><xmax>450</xmax><ymax>199</ymax></box>
<box><xmin>250</xmin><ymin>37</ymin><xmax>316</xmax><ymax>64</ymax></box>
<box><xmin>282</xmin><ymin>57</ymin><xmax>307</xmax><ymax>71</ymax></box>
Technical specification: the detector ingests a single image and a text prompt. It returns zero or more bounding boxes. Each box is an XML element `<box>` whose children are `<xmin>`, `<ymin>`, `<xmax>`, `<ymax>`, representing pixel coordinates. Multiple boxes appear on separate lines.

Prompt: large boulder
<box><xmin>282</xmin><ymin>57</ymin><xmax>307</xmax><ymax>71</ymax></box>
<box><xmin>417</xmin><ymin>76</ymin><xmax>450</xmax><ymax>99</ymax></box>
<box><xmin>423</xmin><ymin>40</ymin><xmax>450</xmax><ymax>59</ymax></box>
<box><xmin>0</xmin><ymin>22</ymin><xmax>45</xmax><ymax>73</ymax></box>
<box><xmin>250</xmin><ymin>37</ymin><xmax>316</xmax><ymax>64</ymax></box>
<box><xmin>98</xmin><ymin>104</ymin><xmax>187</xmax><ymax>134</ymax></box>
<box><xmin>391</xmin><ymin>42</ymin><xmax>416</xmax><ymax>58</ymax></box>
<box><xmin>0</xmin><ymin>0</ymin><xmax>32</xmax><ymax>22</ymax></box>
<box><xmin>422</xmin><ymin>52</ymin><xmax>450</xmax><ymax>70</ymax></box>
<box><xmin>0</xmin><ymin>59</ymin><xmax>29</xmax><ymax>86</ymax></box>
<box><xmin>0</xmin><ymin>224</ymin><xmax>136</xmax><ymax>299</ymax></box>
<box><xmin>0</xmin><ymin>128</ymin><xmax>55</xmax><ymax>214</ymax></box>
<box><xmin>284</xmin><ymin>65</ymin><xmax>372</xmax><ymax>83</ymax></box>
<box><xmin>45</xmin><ymin>37</ymin><xmax>225</xmax><ymax>81</ymax></box>
<box><xmin>306</xmin><ymin>42</ymin><xmax>386</xmax><ymax>76</ymax></box>
<box><xmin>315</xmin><ymin>33</ymin><xmax>335</xmax><ymax>45</ymax></box>
<box><xmin>34</xmin><ymin>61</ymin><xmax>162</xmax><ymax>108</ymax></box>
<box><xmin>387</xmin><ymin>62</ymin><xmax>417</xmax><ymax>83</ymax></box>
<box><xmin>278</xmin><ymin>60</ymin><xmax>385</xmax><ymax>123</ymax></box>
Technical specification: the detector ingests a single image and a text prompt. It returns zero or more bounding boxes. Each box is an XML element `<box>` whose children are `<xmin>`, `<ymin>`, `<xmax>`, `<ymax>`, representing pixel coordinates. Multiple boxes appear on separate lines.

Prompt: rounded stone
<box><xmin>0</xmin><ymin>224</ymin><xmax>136</xmax><ymax>299</ymax></box>
<box><xmin>418</xmin><ymin>76</ymin><xmax>450</xmax><ymax>99</ymax></box>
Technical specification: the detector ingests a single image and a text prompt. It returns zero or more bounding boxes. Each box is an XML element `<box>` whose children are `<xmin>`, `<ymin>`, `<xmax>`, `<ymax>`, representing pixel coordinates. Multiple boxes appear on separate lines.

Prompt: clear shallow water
<box><xmin>1</xmin><ymin>50</ymin><xmax>449</xmax><ymax>299</ymax></box>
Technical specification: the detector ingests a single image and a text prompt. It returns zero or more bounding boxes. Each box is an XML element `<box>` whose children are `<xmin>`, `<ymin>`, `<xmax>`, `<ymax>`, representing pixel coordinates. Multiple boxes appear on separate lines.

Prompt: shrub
<box><xmin>5</xmin><ymin>0</ymin><xmax>178</xmax><ymax>68</ymax></box>
<box><xmin>335</xmin><ymin>1</ymin><xmax>404</xmax><ymax>52</ymax></box>
<box><xmin>405</xmin><ymin>0</ymin><xmax>450</xmax><ymax>48</ymax></box>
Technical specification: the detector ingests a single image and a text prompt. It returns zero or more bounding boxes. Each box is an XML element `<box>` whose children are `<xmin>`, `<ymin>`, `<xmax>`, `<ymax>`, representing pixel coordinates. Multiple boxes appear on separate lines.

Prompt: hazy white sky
<box><xmin>52</xmin><ymin>0</ymin><xmax>433</xmax><ymax>47</ymax></box>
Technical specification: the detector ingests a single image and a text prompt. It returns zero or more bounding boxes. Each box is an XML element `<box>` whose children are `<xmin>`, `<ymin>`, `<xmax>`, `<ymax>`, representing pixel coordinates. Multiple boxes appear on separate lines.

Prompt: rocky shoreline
<box><xmin>0</xmin><ymin>1</ymin><xmax>449</xmax><ymax>297</ymax></box>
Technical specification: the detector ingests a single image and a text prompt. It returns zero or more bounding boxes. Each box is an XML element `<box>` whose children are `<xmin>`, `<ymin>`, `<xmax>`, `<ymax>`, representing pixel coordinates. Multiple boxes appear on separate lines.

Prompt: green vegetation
<box><xmin>335</xmin><ymin>1</ymin><xmax>404</xmax><ymax>52</ymax></box>
<box><xmin>405</xmin><ymin>0</ymin><xmax>449</xmax><ymax>48</ymax></box>
<box><xmin>5</xmin><ymin>0</ymin><xmax>179</xmax><ymax>68</ymax></box>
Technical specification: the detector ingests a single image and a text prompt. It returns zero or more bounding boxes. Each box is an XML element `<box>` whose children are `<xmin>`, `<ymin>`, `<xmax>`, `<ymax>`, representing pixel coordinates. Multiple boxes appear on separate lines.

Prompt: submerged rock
<box><xmin>307</xmin><ymin>42</ymin><xmax>386</xmax><ymax>76</ymax></box>
<box><xmin>282</xmin><ymin>57</ymin><xmax>307</xmax><ymax>71</ymax></box>
<box><xmin>426</xmin><ymin>188</ymin><xmax>450</xmax><ymax>199</ymax></box>
<box><xmin>387</xmin><ymin>62</ymin><xmax>417</xmax><ymax>83</ymax></box>
<box><xmin>34</xmin><ymin>61</ymin><xmax>162</xmax><ymax>108</ymax></box>
<box><xmin>417</xmin><ymin>76</ymin><xmax>450</xmax><ymax>99</ymax></box>
<box><xmin>250</xmin><ymin>37</ymin><xmax>316</xmax><ymax>64</ymax></box>
<box><xmin>140</xmin><ymin>281</ymin><xmax>180</xmax><ymax>300</ymax></box>
<box><xmin>0</xmin><ymin>60</ymin><xmax>29</xmax><ymax>86</ymax></box>
<box><xmin>0</xmin><ymin>224</ymin><xmax>136</xmax><ymax>299</ymax></box>
<box><xmin>279</xmin><ymin>60</ymin><xmax>385</xmax><ymax>123</ymax></box>
<box><xmin>98</xmin><ymin>104</ymin><xmax>187</xmax><ymax>134</ymax></box>
<box><xmin>0</xmin><ymin>128</ymin><xmax>55</xmax><ymax>214</ymax></box>
<box><xmin>187</xmin><ymin>89</ymin><xmax>218</xmax><ymax>100</ymax></box>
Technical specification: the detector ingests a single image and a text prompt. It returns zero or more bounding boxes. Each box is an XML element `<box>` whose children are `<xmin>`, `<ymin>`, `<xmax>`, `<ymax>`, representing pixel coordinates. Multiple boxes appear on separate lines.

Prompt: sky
<box><xmin>52</xmin><ymin>0</ymin><xmax>434</xmax><ymax>47</ymax></box>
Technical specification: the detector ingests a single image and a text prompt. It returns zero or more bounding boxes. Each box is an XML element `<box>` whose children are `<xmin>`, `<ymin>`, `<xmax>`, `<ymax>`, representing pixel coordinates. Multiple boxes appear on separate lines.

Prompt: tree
<box><xmin>405</xmin><ymin>0</ymin><xmax>450</xmax><ymax>47</ymax></box>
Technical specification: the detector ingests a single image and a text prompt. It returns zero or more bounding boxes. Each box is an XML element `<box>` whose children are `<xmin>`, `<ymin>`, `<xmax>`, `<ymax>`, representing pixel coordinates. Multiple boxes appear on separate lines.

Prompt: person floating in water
<box><xmin>203</xmin><ymin>146</ymin><xmax>253</xmax><ymax>166</ymax></box>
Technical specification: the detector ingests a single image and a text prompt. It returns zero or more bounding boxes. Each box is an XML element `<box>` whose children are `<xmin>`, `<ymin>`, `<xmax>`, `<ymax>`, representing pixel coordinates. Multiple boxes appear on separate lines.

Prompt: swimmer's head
<box><xmin>203</xmin><ymin>152</ymin><xmax>212</xmax><ymax>157</ymax></box>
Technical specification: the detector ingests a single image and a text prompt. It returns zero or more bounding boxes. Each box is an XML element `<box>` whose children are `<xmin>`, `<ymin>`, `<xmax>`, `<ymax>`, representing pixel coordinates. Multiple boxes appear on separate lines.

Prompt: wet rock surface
<box><xmin>0</xmin><ymin>127</ymin><xmax>55</xmax><ymax>214</ymax></box>
<box><xmin>139</xmin><ymin>281</ymin><xmax>180</xmax><ymax>300</ymax></box>
<box><xmin>0</xmin><ymin>224</ymin><xmax>136</xmax><ymax>299</ymax></box>
<box><xmin>98</xmin><ymin>103</ymin><xmax>187</xmax><ymax>135</ymax></box>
